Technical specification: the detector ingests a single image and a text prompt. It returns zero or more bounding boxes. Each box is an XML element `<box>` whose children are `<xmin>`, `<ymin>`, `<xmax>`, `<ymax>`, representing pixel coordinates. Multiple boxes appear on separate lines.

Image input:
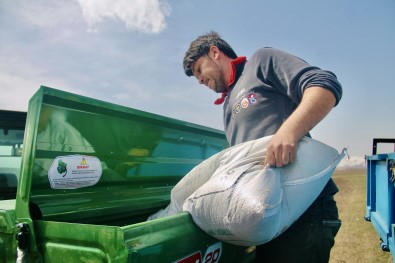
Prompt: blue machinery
<box><xmin>365</xmin><ymin>138</ymin><xmax>395</xmax><ymax>258</ymax></box>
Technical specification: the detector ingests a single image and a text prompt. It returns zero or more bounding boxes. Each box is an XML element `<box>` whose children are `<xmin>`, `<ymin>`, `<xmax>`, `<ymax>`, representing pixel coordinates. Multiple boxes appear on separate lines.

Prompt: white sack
<box><xmin>148</xmin><ymin>136</ymin><xmax>345</xmax><ymax>246</ymax></box>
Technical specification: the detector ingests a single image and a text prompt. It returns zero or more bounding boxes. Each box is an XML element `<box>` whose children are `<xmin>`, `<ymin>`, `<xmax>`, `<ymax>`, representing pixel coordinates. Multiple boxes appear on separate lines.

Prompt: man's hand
<box><xmin>264</xmin><ymin>131</ymin><xmax>298</xmax><ymax>167</ymax></box>
<box><xmin>264</xmin><ymin>86</ymin><xmax>336</xmax><ymax>167</ymax></box>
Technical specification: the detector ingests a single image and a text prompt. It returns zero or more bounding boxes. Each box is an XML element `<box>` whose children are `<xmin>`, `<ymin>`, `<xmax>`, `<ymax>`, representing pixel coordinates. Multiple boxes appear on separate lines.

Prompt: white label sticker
<box><xmin>203</xmin><ymin>242</ymin><xmax>222</xmax><ymax>263</ymax></box>
<box><xmin>48</xmin><ymin>155</ymin><xmax>102</xmax><ymax>189</ymax></box>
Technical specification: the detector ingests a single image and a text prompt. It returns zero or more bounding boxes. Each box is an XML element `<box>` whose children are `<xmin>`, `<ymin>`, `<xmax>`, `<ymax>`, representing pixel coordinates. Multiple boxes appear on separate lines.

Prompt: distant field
<box><xmin>330</xmin><ymin>169</ymin><xmax>393</xmax><ymax>263</ymax></box>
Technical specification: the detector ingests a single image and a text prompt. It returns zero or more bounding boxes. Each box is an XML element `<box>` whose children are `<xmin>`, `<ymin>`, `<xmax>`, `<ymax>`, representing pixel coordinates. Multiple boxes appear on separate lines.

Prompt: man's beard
<box><xmin>212</xmin><ymin>64</ymin><xmax>228</xmax><ymax>93</ymax></box>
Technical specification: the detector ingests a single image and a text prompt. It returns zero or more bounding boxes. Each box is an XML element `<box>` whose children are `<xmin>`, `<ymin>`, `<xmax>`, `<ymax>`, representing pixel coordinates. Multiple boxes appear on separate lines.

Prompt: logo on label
<box><xmin>77</xmin><ymin>158</ymin><xmax>89</xmax><ymax>169</ymax></box>
<box><xmin>57</xmin><ymin>159</ymin><xmax>68</xmax><ymax>177</ymax></box>
<box><xmin>241</xmin><ymin>98</ymin><xmax>249</xmax><ymax>108</ymax></box>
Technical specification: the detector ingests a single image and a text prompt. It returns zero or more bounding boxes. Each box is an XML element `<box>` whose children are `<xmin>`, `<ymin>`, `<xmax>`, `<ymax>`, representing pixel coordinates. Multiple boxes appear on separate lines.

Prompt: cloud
<box><xmin>3</xmin><ymin>0</ymin><xmax>83</xmax><ymax>31</ymax></box>
<box><xmin>74</xmin><ymin>0</ymin><xmax>171</xmax><ymax>33</ymax></box>
<box><xmin>0</xmin><ymin>53</ymin><xmax>80</xmax><ymax>112</ymax></box>
<box><xmin>112</xmin><ymin>83</ymin><xmax>152</xmax><ymax>101</ymax></box>
<box><xmin>0</xmin><ymin>69</ymin><xmax>75</xmax><ymax>112</ymax></box>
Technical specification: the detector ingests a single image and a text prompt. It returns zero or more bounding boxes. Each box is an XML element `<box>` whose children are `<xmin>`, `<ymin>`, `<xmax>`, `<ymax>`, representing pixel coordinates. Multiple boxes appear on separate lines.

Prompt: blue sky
<box><xmin>0</xmin><ymin>0</ymin><xmax>394</xmax><ymax>159</ymax></box>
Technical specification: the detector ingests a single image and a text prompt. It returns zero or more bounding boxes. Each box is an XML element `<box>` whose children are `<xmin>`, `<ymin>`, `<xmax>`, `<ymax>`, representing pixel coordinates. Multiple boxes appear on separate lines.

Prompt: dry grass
<box><xmin>329</xmin><ymin>169</ymin><xmax>394</xmax><ymax>263</ymax></box>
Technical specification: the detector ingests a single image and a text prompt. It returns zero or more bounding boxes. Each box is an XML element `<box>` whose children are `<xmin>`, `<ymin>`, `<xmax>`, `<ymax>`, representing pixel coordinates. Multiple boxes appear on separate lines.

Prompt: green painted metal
<box><xmin>0</xmin><ymin>86</ymin><xmax>255</xmax><ymax>262</ymax></box>
<box><xmin>0</xmin><ymin>200</ymin><xmax>17</xmax><ymax>263</ymax></box>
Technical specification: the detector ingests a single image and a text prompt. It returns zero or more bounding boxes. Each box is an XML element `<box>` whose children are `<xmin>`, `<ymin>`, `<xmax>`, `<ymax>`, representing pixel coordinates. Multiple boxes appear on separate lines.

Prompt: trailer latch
<box><xmin>16</xmin><ymin>223</ymin><xmax>29</xmax><ymax>250</ymax></box>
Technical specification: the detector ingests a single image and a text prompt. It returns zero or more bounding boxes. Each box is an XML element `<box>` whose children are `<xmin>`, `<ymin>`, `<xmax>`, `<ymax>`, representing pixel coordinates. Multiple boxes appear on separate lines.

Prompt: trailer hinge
<box><xmin>16</xmin><ymin>223</ymin><xmax>29</xmax><ymax>250</ymax></box>
<box><xmin>16</xmin><ymin>222</ymin><xmax>29</xmax><ymax>263</ymax></box>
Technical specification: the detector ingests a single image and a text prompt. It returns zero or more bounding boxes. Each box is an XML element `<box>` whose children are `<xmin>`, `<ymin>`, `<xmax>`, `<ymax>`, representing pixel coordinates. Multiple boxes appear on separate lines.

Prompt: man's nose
<box><xmin>196</xmin><ymin>75</ymin><xmax>204</xmax><ymax>84</ymax></box>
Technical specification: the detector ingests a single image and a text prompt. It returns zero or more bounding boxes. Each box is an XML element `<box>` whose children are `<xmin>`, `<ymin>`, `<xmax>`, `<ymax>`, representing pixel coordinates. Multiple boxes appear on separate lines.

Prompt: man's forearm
<box><xmin>264</xmin><ymin>86</ymin><xmax>336</xmax><ymax>167</ymax></box>
<box><xmin>280</xmin><ymin>86</ymin><xmax>336</xmax><ymax>141</ymax></box>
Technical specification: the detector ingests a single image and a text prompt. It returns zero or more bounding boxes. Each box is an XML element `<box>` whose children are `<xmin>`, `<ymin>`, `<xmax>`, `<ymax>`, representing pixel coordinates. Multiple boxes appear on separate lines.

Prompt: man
<box><xmin>183</xmin><ymin>31</ymin><xmax>343</xmax><ymax>263</ymax></box>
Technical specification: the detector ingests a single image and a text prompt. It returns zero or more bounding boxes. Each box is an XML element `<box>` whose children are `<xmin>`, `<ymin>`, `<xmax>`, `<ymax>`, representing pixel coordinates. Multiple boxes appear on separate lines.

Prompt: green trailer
<box><xmin>0</xmin><ymin>86</ymin><xmax>255</xmax><ymax>262</ymax></box>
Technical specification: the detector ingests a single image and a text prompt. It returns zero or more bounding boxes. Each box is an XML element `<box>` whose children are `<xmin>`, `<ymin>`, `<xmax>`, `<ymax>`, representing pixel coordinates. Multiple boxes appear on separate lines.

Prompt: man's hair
<box><xmin>183</xmin><ymin>31</ymin><xmax>237</xmax><ymax>76</ymax></box>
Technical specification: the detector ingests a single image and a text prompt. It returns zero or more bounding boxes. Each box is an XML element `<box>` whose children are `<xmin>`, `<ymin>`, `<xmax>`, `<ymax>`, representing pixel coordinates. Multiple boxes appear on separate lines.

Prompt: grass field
<box><xmin>329</xmin><ymin>169</ymin><xmax>394</xmax><ymax>263</ymax></box>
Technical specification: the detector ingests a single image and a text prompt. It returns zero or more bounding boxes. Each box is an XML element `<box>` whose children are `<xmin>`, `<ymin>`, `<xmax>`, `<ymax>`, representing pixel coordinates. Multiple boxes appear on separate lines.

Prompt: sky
<box><xmin>0</xmin><ymin>0</ymin><xmax>394</xmax><ymax>164</ymax></box>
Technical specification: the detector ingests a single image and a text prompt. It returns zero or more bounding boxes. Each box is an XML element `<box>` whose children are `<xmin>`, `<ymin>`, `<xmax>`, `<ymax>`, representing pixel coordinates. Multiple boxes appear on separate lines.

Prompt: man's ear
<box><xmin>209</xmin><ymin>46</ymin><xmax>221</xmax><ymax>59</ymax></box>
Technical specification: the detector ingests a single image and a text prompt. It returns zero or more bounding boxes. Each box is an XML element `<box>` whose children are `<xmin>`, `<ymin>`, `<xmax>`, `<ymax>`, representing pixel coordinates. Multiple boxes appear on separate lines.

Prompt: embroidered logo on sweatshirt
<box><xmin>241</xmin><ymin>98</ymin><xmax>249</xmax><ymax>108</ymax></box>
<box><xmin>232</xmin><ymin>92</ymin><xmax>258</xmax><ymax>119</ymax></box>
<box><xmin>248</xmin><ymin>93</ymin><xmax>257</xmax><ymax>104</ymax></box>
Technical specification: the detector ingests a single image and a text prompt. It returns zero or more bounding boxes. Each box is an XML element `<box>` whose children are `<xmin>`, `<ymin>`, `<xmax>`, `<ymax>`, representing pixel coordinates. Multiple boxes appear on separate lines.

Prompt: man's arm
<box><xmin>264</xmin><ymin>86</ymin><xmax>336</xmax><ymax>167</ymax></box>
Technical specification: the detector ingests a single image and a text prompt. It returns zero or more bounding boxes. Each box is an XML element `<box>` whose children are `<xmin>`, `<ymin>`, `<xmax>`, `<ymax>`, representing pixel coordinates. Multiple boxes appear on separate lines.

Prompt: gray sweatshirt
<box><xmin>222</xmin><ymin>47</ymin><xmax>343</xmax><ymax>196</ymax></box>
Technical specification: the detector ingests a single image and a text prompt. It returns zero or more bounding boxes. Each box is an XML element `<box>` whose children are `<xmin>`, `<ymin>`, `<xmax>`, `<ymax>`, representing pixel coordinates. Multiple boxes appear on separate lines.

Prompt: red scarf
<box><xmin>214</xmin><ymin>56</ymin><xmax>247</xmax><ymax>105</ymax></box>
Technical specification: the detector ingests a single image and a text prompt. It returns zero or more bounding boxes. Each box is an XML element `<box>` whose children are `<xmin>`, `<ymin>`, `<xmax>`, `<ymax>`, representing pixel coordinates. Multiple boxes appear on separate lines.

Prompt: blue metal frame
<box><xmin>365</xmin><ymin>151</ymin><xmax>395</xmax><ymax>256</ymax></box>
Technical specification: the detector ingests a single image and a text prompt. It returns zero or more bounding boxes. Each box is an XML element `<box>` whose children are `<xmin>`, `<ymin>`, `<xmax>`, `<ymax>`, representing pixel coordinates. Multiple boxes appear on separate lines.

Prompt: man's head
<box><xmin>183</xmin><ymin>31</ymin><xmax>237</xmax><ymax>93</ymax></box>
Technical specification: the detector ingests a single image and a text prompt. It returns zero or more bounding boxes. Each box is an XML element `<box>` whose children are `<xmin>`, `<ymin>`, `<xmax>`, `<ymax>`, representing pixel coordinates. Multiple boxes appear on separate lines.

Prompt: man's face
<box><xmin>192</xmin><ymin>53</ymin><xmax>228</xmax><ymax>93</ymax></box>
